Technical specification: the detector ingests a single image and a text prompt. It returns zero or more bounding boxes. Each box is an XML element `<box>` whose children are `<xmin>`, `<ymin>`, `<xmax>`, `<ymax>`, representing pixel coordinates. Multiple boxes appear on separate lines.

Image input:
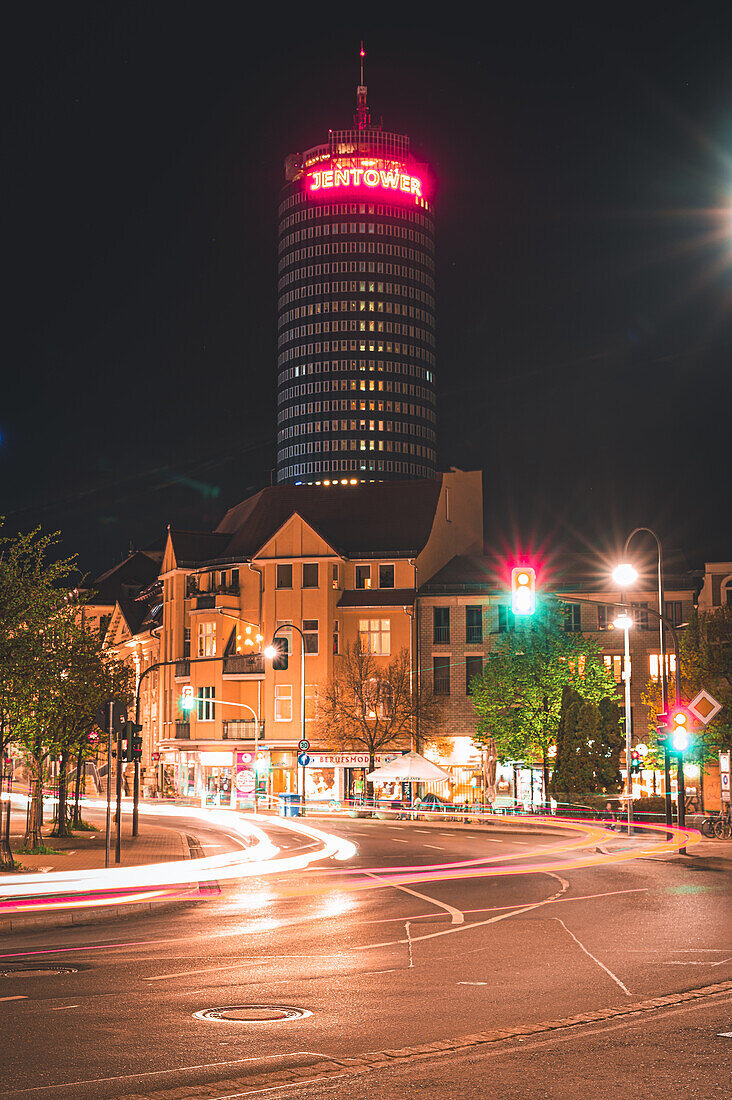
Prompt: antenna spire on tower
<box><xmin>355</xmin><ymin>41</ymin><xmax>370</xmax><ymax>130</ymax></box>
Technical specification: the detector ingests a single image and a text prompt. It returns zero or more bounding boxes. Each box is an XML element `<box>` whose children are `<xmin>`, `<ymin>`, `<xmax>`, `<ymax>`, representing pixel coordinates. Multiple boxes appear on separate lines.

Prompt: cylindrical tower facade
<box><xmin>276</xmin><ymin>99</ymin><xmax>437</xmax><ymax>485</ymax></box>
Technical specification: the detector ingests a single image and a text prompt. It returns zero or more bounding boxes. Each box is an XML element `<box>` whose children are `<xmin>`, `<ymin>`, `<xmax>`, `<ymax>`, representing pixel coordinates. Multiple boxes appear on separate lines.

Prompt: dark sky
<box><xmin>4</xmin><ymin>4</ymin><xmax>731</xmax><ymax>578</ymax></box>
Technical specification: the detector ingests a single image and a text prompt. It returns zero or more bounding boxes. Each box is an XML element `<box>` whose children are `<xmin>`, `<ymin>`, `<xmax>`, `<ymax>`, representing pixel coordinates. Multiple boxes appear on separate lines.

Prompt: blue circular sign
<box><xmin>298</xmin><ymin>753</ymin><xmax>310</xmax><ymax>767</ymax></box>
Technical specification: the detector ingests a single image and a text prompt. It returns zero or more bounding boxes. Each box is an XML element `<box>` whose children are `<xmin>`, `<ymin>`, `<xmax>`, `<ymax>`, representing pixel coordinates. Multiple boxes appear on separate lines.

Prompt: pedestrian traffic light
<box><xmin>630</xmin><ymin>749</ymin><xmax>641</xmax><ymax>776</ymax></box>
<box><xmin>180</xmin><ymin>685</ymin><xmax>195</xmax><ymax>711</ymax></box>
<box><xmin>268</xmin><ymin>637</ymin><xmax>289</xmax><ymax>670</ymax></box>
<box><xmin>511</xmin><ymin>566</ymin><xmax>536</xmax><ymax>616</ymax></box>
<box><xmin>669</xmin><ymin>707</ymin><xmax>692</xmax><ymax>752</ymax></box>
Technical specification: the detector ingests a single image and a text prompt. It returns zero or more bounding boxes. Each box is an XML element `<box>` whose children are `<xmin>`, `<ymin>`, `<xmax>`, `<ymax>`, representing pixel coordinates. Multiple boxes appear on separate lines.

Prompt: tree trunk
<box><xmin>72</xmin><ymin>745</ymin><xmax>84</xmax><ymax>827</ymax></box>
<box><xmin>542</xmin><ymin>750</ymin><xmax>550</xmax><ymax>808</ymax></box>
<box><xmin>366</xmin><ymin>751</ymin><xmax>375</xmax><ymax>804</ymax></box>
<box><xmin>0</xmin><ymin>797</ymin><xmax>13</xmax><ymax>870</ymax></box>
<box><xmin>23</xmin><ymin>754</ymin><xmax>44</xmax><ymax>849</ymax></box>
<box><xmin>52</xmin><ymin>751</ymin><xmax>71</xmax><ymax>837</ymax></box>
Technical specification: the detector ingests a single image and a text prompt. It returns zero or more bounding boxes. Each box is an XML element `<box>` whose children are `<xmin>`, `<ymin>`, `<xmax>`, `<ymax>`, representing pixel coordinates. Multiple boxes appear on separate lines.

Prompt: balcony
<box><xmin>222</xmin><ymin>654</ymin><xmax>265</xmax><ymax>679</ymax></box>
<box><xmin>223</xmin><ymin>719</ymin><xmax>265</xmax><ymax>741</ymax></box>
<box><xmin>174</xmin><ymin>659</ymin><xmax>190</xmax><ymax>680</ymax></box>
<box><xmin>175</xmin><ymin>721</ymin><xmax>191</xmax><ymax>740</ymax></box>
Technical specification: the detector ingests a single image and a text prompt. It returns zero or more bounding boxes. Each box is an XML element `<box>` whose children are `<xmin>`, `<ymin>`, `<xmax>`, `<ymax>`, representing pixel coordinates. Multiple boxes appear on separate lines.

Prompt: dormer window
<box><xmin>356</xmin><ymin>565</ymin><xmax>371</xmax><ymax>590</ymax></box>
<box><xmin>379</xmin><ymin>564</ymin><xmax>394</xmax><ymax>589</ymax></box>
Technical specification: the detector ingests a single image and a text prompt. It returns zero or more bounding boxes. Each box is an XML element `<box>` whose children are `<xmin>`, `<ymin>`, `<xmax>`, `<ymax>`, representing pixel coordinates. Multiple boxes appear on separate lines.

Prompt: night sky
<box><xmin>4</xmin><ymin>5</ymin><xmax>731</xmax><ymax>579</ymax></box>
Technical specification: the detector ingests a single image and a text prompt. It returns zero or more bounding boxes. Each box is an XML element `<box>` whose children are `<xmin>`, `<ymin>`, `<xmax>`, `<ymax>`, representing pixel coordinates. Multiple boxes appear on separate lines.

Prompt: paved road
<box><xmin>0</xmin><ymin>811</ymin><xmax>729</xmax><ymax>1098</ymax></box>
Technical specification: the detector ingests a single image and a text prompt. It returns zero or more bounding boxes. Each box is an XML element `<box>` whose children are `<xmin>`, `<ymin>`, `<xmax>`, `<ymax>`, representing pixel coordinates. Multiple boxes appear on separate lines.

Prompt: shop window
<box><xmin>650</xmin><ymin>653</ymin><xmax>677</xmax><ymax>681</ymax></box>
<box><xmin>302</xmin><ymin>563</ymin><xmax>319</xmax><ymax>588</ymax></box>
<box><xmin>197</xmin><ymin>622</ymin><xmax>216</xmax><ymax>658</ymax></box>
<box><xmin>433</xmin><ymin>607</ymin><xmax>450</xmax><ymax>644</ymax></box>
<box><xmin>276</xmin><ymin>564</ymin><xmax>293</xmax><ymax>589</ymax></box>
<box><xmin>197</xmin><ymin>686</ymin><xmax>215</xmax><ymax>722</ymax></box>
<box><xmin>563</xmin><ymin>603</ymin><xmax>582</xmax><ymax>633</ymax></box>
<box><xmin>433</xmin><ymin>656</ymin><xmax>451</xmax><ymax>695</ymax></box>
<box><xmin>356</xmin><ymin>565</ymin><xmax>372</xmax><ymax>589</ymax></box>
<box><xmin>379</xmin><ymin>563</ymin><xmax>395</xmax><ymax>589</ymax></box>
<box><xmin>465</xmin><ymin>655</ymin><xmax>483</xmax><ymax>695</ymax></box>
<box><xmin>358</xmin><ymin>618</ymin><xmax>390</xmax><ymax>655</ymax></box>
<box><xmin>275</xmin><ymin>685</ymin><xmax>292</xmax><ymax>722</ymax></box>
<box><xmin>465</xmin><ymin>606</ymin><xmax>482</xmax><ymax>645</ymax></box>
<box><xmin>303</xmin><ymin>619</ymin><xmax>319</xmax><ymax>654</ymax></box>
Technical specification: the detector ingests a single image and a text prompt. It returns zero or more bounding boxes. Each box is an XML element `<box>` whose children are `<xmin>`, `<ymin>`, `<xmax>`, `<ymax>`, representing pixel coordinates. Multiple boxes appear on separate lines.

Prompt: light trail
<box><xmin>0</xmin><ymin>807</ymin><xmax>356</xmax><ymax>916</ymax></box>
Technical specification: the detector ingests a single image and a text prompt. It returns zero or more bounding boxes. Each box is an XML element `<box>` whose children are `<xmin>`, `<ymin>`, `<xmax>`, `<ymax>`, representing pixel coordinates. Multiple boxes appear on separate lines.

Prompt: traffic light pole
<box><xmin>269</xmin><ymin>624</ymin><xmax>307</xmax><ymax>818</ymax></box>
<box><xmin>115</xmin><ymin>726</ymin><xmax>123</xmax><ymax>864</ymax></box>
<box><xmin>105</xmin><ymin>701</ymin><xmax>113</xmax><ymax>869</ymax></box>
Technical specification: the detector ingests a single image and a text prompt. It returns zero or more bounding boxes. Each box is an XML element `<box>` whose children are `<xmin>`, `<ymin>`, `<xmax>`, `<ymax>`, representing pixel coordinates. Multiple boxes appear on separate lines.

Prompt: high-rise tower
<box><xmin>276</xmin><ymin>52</ymin><xmax>437</xmax><ymax>485</ymax></box>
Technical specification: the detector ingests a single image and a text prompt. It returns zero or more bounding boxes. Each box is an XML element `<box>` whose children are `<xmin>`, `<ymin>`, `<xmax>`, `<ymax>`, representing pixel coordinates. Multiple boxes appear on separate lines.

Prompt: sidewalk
<box><xmin>3</xmin><ymin>812</ymin><xmax>189</xmax><ymax>875</ymax></box>
<box><xmin>641</xmin><ymin>837</ymin><xmax>732</xmax><ymax>867</ymax></box>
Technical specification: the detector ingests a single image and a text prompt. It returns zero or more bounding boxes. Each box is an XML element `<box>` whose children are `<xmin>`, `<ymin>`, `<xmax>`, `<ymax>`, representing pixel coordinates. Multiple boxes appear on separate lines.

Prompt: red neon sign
<box><xmin>307</xmin><ymin>162</ymin><xmax>424</xmax><ymax>199</ymax></box>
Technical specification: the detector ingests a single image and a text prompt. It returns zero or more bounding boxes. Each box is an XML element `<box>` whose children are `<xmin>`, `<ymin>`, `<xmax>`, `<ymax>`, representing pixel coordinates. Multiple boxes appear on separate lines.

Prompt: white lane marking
<box><xmin>663</xmin><ymin>958</ymin><xmax>732</xmax><ymax>967</ymax></box>
<box><xmin>364</xmin><ymin>871</ymin><xmax>464</xmax><ymax>926</ymax></box>
<box><xmin>463</xmin><ymin>887</ymin><xmax>648</xmax><ymax>915</ymax></box>
<box><xmin>553</xmin><ymin>917</ymin><xmax>632</xmax><ymax>996</ymax></box>
<box><xmin>392</xmin><ymin>839</ymin><xmax>409</xmax><ymax>844</ymax></box>
<box><xmin>404</xmin><ymin>923</ymin><xmax>414</xmax><ymax>969</ymax></box>
<box><xmin>424</xmin><ymin>844</ymin><xmax>444</xmax><ymax>850</ymax></box>
<box><xmin>51</xmin><ymin>1004</ymin><xmax>80</xmax><ymax>1010</ymax></box>
<box><xmin>0</xmin><ymin>996</ymin><xmax>27</xmax><ymax>1002</ymax></box>
<box><xmin>718</xmin><ymin>1032</ymin><xmax>732</xmax><ymax>1037</ymax></box>
<box><xmin>458</xmin><ymin>981</ymin><xmax>488</xmax><ymax>985</ymax></box>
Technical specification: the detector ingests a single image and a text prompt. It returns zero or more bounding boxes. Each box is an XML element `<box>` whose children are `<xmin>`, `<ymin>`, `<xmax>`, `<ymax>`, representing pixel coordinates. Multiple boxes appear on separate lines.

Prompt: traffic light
<box><xmin>669</xmin><ymin>707</ymin><xmax>692</xmax><ymax>752</ymax></box>
<box><xmin>511</xmin><ymin>566</ymin><xmax>536</xmax><ymax>616</ymax></box>
<box><xmin>270</xmin><ymin>636</ymin><xmax>289</xmax><ymax>670</ymax></box>
<box><xmin>630</xmin><ymin>749</ymin><xmax>641</xmax><ymax>776</ymax></box>
<box><xmin>128</xmin><ymin>722</ymin><xmax>143</xmax><ymax>763</ymax></box>
<box><xmin>180</xmin><ymin>685</ymin><xmax>195</xmax><ymax>711</ymax></box>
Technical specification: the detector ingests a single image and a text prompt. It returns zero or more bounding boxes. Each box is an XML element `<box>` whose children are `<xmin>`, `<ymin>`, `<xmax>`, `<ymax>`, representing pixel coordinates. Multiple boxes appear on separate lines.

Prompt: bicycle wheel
<box><xmin>700</xmin><ymin>818</ymin><xmax>716</xmax><ymax>838</ymax></box>
<box><xmin>713</xmin><ymin>817</ymin><xmax>732</xmax><ymax>839</ymax></box>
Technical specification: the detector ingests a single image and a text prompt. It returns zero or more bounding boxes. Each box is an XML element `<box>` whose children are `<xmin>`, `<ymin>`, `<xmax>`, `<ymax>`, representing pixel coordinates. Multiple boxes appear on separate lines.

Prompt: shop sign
<box><xmin>235</xmin><ymin>768</ymin><xmax>255</xmax><ymax>794</ymax></box>
<box><xmin>304</xmin><ymin>752</ymin><xmax>400</xmax><ymax>768</ymax></box>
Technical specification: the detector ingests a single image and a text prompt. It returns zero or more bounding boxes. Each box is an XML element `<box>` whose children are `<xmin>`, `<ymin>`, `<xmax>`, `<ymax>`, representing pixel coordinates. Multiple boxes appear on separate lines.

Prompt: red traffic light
<box><xmin>669</xmin><ymin>707</ymin><xmax>692</xmax><ymax>752</ymax></box>
<box><xmin>511</xmin><ymin>566</ymin><xmax>536</xmax><ymax>616</ymax></box>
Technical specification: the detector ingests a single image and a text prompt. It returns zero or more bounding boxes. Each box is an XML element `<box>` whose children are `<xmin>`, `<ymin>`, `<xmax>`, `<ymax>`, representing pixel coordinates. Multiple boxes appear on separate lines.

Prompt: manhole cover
<box><xmin>0</xmin><ymin>967</ymin><xmax>78</xmax><ymax>978</ymax></box>
<box><xmin>194</xmin><ymin>1005</ymin><xmax>312</xmax><ymax>1023</ymax></box>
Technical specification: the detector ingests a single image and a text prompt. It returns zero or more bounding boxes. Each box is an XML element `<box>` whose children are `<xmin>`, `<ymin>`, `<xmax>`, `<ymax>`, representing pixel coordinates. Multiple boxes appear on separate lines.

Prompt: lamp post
<box><xmin>613</xmin><ymin>528</ymin><xmax>673</xmax><ymax>826</ymax></box>
<box><xmin>265</xmin><ymin>623</ymin><xmax>307</xmax><ymax>816</ymax></box>
<box><xmin>613</xmin><ymin>610</ymin><xmax>634</xmax><ymax>833</ymax></box>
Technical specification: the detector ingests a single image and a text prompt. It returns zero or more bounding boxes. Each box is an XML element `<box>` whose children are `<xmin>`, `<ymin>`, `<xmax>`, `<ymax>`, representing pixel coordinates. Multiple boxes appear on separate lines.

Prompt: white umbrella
<box><xmin>366</xmin><ymin>750</ymin><xmax>451</xmax><ymax>782</ymax></box>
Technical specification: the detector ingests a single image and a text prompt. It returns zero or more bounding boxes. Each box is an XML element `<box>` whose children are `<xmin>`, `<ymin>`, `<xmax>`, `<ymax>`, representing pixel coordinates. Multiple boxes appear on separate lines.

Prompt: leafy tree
<box><xmin>550</xmin><ymin>687</ymin><xmax>622</xmax><ymax>799</ymax></box>
<box><xmin>470</xmin><ymin>602</ymin><xmax>618</xmax><ymax>796</ymax></box>
<box><xmin>0</xmin><ymin>529</ymin><xmax>76</xmax><ymax>865</ymax></box>
<box><xmin>314</xmin><ymin>642</ymin><xmax>441</xmax><ymax>797</ymax></box>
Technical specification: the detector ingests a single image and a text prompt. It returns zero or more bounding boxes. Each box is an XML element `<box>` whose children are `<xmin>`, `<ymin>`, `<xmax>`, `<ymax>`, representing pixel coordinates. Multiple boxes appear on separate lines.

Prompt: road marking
<box><xmin>0</xmin><ymin>996</ymin><xmax>27</xmax><ymax>1002</ymax></box>
<box><xmin>458</xmin><ymin>981</ymin><xmax>487</xmax><ymax>985</ymax></box>
<box><xmin>663</xmin><ymin>957</ymin><xmax>732</xmax><ymax>967</ymax></box>
<box><xmin>718</xmin><ymin>1031</ymin><xmax>732</xmax><ymax>1037</ymax></box>
<box><xmin>553</xmin><ymin>917</ymin><xmax>631</xmax><ymax>996</ymax></box>
<box><xmin>51</xmin><ymin>1004</ymin><xmax>80</xmax><ymax>1010</ymax></box>
<box><xmin>424</xmin><ymin>844</ymin><xmax>444</xmax><ymax>850</ymax></box>
<box><xmin>392</xmin><ymin>839</ymin><xmax>409</xmax><ymax>843</ymax></box>
<box><xmin>364</xmin><ymin>871</ymin><xmax>464</xmax><ymax>926</ymax></box>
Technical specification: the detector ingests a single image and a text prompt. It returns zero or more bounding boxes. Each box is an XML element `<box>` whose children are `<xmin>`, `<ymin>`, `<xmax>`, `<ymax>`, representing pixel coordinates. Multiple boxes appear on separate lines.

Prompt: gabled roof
<box><xmin>89</xmin><ymin>550</ymin><xmax>162</xmax><ymax>607</ymax></box>
<box><xmin>167</xmin><ymin>530</ymin><xmax>230</xmax><ymax>567</ymax></box>
<box><xmin>218</xmin><ymin>479</ymin><xmax>444</xmax><ymax>560</ymax></box>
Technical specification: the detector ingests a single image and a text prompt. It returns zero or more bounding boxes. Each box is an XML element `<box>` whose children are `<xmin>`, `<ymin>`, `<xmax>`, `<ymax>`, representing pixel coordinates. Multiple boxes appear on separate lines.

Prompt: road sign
<box><xmin>298</xmin><ymin>753</ymin><xmax>310</xmax><ymax>767</ymax></box>
<box><xmin>298</xmin><ymin>739</ymin><xmax>310</xmax><ymax>751</ymax></box>
<box><xmin>688</xmin><ymin>689</ymin><xmax>722</xmax><ymax>725</ymax></box>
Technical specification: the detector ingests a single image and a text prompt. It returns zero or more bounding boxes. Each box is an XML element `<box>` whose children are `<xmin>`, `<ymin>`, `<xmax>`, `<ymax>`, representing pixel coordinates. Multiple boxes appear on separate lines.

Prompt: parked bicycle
<box><xmin>714</xmin><ymin>806</ymin><xmax>732</xmax><ymax>839</ymax></box>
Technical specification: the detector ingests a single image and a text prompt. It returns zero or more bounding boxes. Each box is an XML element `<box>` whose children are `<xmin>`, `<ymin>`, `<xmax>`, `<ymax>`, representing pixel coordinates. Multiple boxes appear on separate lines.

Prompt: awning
<box><xmin>366</xmin><ymin>750</ymin><xmax>451</xmax><ymax>781</ymax></box>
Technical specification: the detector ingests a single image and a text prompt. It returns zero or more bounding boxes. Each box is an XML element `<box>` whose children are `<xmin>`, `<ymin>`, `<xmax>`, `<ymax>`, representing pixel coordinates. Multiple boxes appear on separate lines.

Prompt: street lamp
<box><xmin>265</xmin><ymin>623</ymin><xmax>307</xmax><ymax>815</ymax></box>
<box><xmin>612</xmin><ymin>611</ymin><xmax>634</xmax><ymax>833</ymax></box>
<box><xmin>613</xmin><ymin>528</ymin><xmax>672</xmax><ymax>824</ymax></box>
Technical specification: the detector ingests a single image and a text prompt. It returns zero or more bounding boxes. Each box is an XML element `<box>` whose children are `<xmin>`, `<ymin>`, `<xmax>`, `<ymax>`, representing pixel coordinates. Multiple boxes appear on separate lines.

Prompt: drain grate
<box><xmin>0</xmin><ymin>967</ymin><xmax>79</xmax><ymax>978</ymax></box>
<box><xmin>194</xmin><ymin>1005</ymin><xmax>312</xmax><ymax>1023</ymax></box>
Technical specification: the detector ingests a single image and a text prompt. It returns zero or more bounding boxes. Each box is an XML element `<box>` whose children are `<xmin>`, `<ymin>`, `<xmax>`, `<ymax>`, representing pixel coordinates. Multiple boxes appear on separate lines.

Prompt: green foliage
<box><xmin>17</xmin><ymin>843</ymin><xmax>61</xmax><ymax>855</ymax></box>
<box><xmin>470</xmin><ymin>602</ymin><xmax>618</xmax><ymax>782</ymax></box>
<box><xmin>551</xmin><ymin>688</ymin><xmax>623</xmax><ymax>797</ymax></box>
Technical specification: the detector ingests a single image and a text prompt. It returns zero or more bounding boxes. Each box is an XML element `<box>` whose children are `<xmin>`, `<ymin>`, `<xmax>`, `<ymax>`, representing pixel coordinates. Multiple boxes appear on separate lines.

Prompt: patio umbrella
<box><xmin>366</xmin><ymin>750</ymin><xmax>451</xmax><ymax>782</ymax></box>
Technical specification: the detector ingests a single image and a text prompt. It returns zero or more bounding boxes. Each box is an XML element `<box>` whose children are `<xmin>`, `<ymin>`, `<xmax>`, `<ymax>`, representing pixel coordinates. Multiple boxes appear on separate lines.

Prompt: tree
<box><xmin>470</xmin><ymin>602</ymin><xmax>618</xmax><ymax>797</ymax></box>
<box><xmin>550</xmin><ymin>687</ymin><xmax>623</xmax><ymax>799</ymax></box>
<box><xmin>0</xmin><ymin>528</ymin><xmax>76</xmax><ymax>865</ymax></box>
<box><xmin>314</xmin><ymin>642</ymin><xmax>441</xmax><ymax>797</ymax></box>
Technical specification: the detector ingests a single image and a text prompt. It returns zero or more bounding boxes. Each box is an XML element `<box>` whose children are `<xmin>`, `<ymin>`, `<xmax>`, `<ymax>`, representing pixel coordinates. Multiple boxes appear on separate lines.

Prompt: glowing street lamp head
<box><xmin>613</xmin><ymin>562</ymin><xmax>639</xmax><ymax>588</ymax></box>
<box><xmin>263</xmin><ymin>645</ymin><xmax>277</xmax><ymax>660</ymax></box>
<box><xmin>613</xmin><ymin>612</ymin><xmax>633</xmax><ymax>631</ymax></box>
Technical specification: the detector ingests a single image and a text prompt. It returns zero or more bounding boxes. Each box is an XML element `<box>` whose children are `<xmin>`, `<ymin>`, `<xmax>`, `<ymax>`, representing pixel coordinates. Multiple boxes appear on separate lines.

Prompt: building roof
<box><xmin>88</xmin><ymin>550</ymin><xmax>163</xmax><ymax>607</ymax></box>
<box><xmin>209</xmin><ymin>478</ymin><xmax>444</xmax><ymax>561</ymax></box>
<box><xmin>338</xmin><ymin>589</ymin><xmax>416</xmax><ymax>608</ymax></box>
<box><xmin>167</xmin><ymin>530</ymin><xmax>230</xmax><ymax>567</ymax></box>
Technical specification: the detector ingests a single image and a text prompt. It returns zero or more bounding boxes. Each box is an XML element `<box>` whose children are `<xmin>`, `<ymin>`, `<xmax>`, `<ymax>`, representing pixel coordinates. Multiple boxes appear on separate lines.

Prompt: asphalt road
<box><xmin>0</xmin><ymin>811</ymin><xmax>730</xmax><ymax>1098</ymax></box>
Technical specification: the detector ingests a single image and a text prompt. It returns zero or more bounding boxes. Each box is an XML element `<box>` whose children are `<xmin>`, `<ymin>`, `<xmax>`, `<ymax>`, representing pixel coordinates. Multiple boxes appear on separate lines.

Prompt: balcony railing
<box><xmin>223</xmin><ymin>720</ymin><xmax>265</xmax><ymax>741</ymax></box>
<box><xmin>174</xmin><ymin>659</ymin><xmax>190</xmax><ymax>680</ymax></box>
<box><xmin>222</xmin><ymin>654</ymin><xmax>265</xmax><ymax>678</ymax></box>
<box><xmin>433</xmin><ymin>627</ymin><xmax>450</xmax><ymax>644</ymax></box>
<box><xmin>175</xmin><ymin>721</ymin><xmax>191</xmax><ymax>740</ymax></box>
<box><xmin>186</xmin><ymin>582</ymin><xmax>240</xmax><ymax>600</ymax></box>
